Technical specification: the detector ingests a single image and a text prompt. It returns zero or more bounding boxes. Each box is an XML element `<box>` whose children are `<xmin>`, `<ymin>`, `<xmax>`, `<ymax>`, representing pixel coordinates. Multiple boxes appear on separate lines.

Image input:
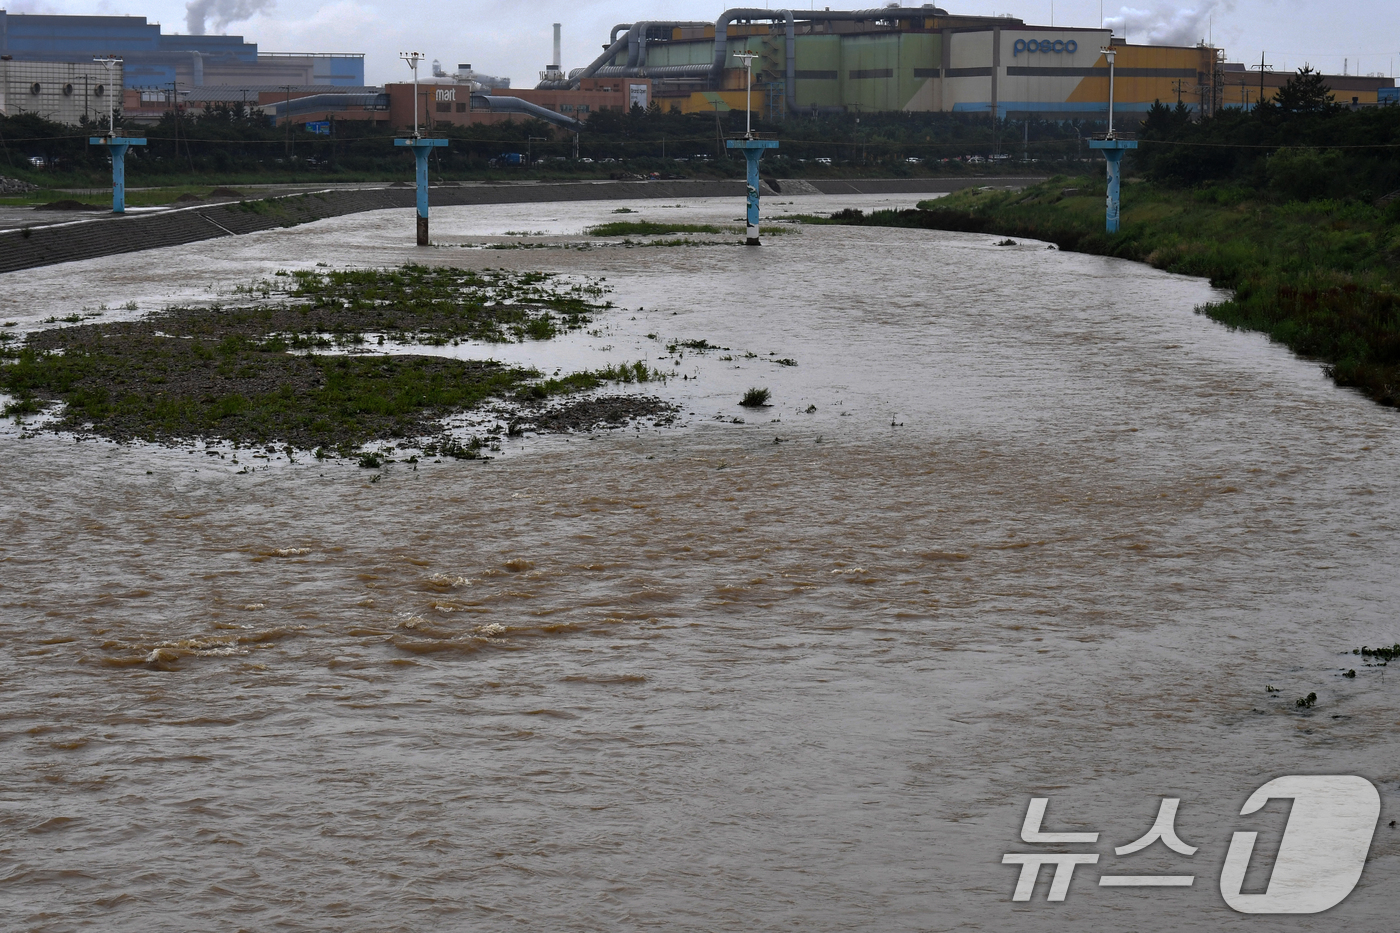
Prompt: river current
<box><xmin>1</xmin><ymin>193</ymin><xmax>1398</xmax><ymax>931</ymax></box>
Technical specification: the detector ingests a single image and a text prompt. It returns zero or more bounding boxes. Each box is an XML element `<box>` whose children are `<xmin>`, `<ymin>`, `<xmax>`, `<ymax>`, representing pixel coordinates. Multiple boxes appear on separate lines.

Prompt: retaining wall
<box><xmin>0</xmin><ymin>177</ymin><xmax>1043</xmax><ymax>275</ymax></box>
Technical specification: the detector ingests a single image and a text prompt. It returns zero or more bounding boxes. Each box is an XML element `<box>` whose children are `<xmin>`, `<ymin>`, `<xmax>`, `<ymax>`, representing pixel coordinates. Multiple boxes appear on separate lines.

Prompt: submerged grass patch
<box><xmin>223</xmin><ymin>264</ymin><xmax>604</xmax><ymax>345</ymax></box>
<box><xmin>0</xmin><ymin>265</ymin><xmax>674</xmax><ymax>452</ymax></box>
<box><xmin>586</xmin><ymin>221</ymin><xmax>725</xmax><ymax>237</ymax></box>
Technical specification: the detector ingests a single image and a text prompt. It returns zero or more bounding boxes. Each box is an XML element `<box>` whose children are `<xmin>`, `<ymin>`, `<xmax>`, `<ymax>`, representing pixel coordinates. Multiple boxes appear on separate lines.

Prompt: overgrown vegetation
<box><xmin>813</xmin><ymin>70</ymin><xmax>1400</xmax><ymax>406</ymax></box>
<box><xmin>1</xmin><ymin>104</ymin><xmax>1095</xmax><ymax>191</ymax></box>
<box><xmin>0</xmin><ymin>266</ymin><xmax>671</xmax><ymax>452</ymax></box>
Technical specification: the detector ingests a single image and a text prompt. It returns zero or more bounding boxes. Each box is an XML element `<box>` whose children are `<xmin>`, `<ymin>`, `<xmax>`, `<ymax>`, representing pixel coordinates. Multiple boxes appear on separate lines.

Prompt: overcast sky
<box><xmin>10</xmin><ymin>1</ymin><xmax>1400</xmax><ymax>86</ymax></box>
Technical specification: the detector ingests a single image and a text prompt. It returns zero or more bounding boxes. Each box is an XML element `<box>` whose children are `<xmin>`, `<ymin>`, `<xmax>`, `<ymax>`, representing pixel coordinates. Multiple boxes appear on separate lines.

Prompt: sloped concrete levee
<box><xmin>0</xmin><ymin>177</ymin><xmax>1043</xmax><ymax>275</ymax></box>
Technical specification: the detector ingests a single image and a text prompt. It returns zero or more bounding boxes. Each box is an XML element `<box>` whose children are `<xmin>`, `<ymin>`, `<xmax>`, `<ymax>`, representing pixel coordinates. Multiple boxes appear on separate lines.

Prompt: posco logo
<box><xmin>1012</xmin><ymin>38</ymin><xmax>1079</xmax><ymax>57</ymax></box>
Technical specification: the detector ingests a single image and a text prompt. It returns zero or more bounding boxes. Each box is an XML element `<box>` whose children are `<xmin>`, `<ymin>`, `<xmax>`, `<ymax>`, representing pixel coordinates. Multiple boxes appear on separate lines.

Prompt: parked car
<box><xmin>815</xmin><ymin>157</ymin><xmax>832</xmax><ymax>165</ymax></box>
<box><xmin>905</xmin><ymin>156</ymin><xmax>923</xmax><ymax>164</ymax></box>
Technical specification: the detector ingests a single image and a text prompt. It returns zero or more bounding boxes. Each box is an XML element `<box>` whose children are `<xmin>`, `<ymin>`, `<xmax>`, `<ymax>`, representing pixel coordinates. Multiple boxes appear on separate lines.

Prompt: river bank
<box><xmin>4</xmin><ymin>195</ymin><xmax>1398</xmax><ymax>931</ymax></box>
<box><xmin>813</xmin><ymin>176</ymin><xmax>1400</xmax><ymax>406</ymax></box>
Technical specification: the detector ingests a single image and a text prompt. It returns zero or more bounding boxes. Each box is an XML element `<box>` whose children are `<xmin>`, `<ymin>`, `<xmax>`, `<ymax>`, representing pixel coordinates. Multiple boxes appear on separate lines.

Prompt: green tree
<box><xmin>1265</xmin><ymin>65</ymin><xmax>1338</xmax><ymax>115</ymax></box>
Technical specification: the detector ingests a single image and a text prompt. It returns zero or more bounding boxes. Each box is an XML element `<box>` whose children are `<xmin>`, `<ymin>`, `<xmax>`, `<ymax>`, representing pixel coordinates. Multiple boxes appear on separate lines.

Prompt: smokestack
<box><xmin>553</xmin><ymin>23</ymin><xmax>561</xmax><ymax>68</ymax></box>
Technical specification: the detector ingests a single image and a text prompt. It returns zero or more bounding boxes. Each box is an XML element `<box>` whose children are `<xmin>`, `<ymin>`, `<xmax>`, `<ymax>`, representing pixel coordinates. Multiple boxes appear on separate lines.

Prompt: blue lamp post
<box><xmin>87</xmin><ymin>57</ymin><xmax>145</xmax><ymax>214</ymax></box>
<box><xmin>724</xmin><ymin>51</ymin><xmax>780</xmax><ymax>246</ymax></box>
<box><xmin>394</xmin><ymin>51</ymin><xmax>449</xmax><ymax>246</ymax></box>
<box><xmin>1087</xmin><ymin>46</ymin><xmax>1137</xmax><ymax>234</ymax></box>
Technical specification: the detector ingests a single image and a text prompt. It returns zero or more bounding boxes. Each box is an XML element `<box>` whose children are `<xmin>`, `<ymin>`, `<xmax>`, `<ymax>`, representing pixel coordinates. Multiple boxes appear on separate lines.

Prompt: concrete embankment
<box><xmin>0</xmin><ymin>176</ymin><xmax>1043</xmax><ymax>275</ymax></box>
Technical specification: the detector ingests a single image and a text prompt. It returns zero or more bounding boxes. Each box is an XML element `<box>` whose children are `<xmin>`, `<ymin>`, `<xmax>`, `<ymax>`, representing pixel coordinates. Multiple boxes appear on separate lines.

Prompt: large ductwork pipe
<box><xmin>629</xmin><ymin>22</ymin><xmax>711</xmax><ymax>70</ymax></box>
<box><xmin>573</xmin><ymin>32</ymin><xmax>630</xmax><ymax>85</ymax></box>
<box><xmin>553</xmin><ymin>21</ymin><xmax>707</xmax><ymax>89</ymax></box>
<box><xmin>610</xmin><ymin>24</ymin><xmax>632</xmax><ymax>45</ymax></box>
<box><xmin>710</xmin><ymin>10</ymin><xmax>796</xmax><ymax>114</ymax></box>
<box><xmin>594</xmin><ymin>65</ymin><xmax>712</xmax><ymax>79</ymax></box>
<box><xmin>267</xmin><ymin>92</ymin><xmax>389</xmax><ymax>122</ymax></box>
<box><xmin>471</xmin><ymin>93</ymin><xmax>583</xmax><ymax>129</ymax></box>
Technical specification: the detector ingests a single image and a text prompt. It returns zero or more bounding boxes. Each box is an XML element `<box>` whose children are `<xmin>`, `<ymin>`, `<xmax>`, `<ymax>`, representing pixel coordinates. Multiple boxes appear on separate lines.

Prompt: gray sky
<box><xmin>15</xmin><ymin>1</ymin><xmax>1400</xmax><ymax>87</ymax></box>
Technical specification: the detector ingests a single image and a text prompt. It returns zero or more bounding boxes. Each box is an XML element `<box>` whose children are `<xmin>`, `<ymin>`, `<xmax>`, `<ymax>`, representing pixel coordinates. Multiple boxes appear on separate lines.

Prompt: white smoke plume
<box><xmin>1105</xmin><ymin>2</ymin><xmax>1233</xmax><ymax>47</ymax></box>
<box><xmin>185</xmin><ymin>0</ymin><xmax>275</xmax><ymax>36</ymax></box>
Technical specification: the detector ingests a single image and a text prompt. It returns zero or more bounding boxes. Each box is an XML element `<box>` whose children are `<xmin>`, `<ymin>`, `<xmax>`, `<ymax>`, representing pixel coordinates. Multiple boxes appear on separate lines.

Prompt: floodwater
<box><xmin>2</xmin><ymin>193</ymin><xmax>1398</xmax><ymax>932</ymax></box>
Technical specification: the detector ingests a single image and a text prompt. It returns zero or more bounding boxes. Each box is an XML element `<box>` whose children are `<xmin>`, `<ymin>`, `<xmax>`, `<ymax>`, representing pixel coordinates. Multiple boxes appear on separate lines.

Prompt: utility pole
<box><xmin>1249</xmin><ymin>51</ymin><xmax>1268</xmax><ymax>111</ymax></box>
<box><xmin>170</xmin><ymin>81</ymin><xmax>179</xmax><ymax>161</ymax></box>
<box><xmin>282</xmin><ymin>85</ymin><xmax>293</xmax><ymax>158</ymax></box>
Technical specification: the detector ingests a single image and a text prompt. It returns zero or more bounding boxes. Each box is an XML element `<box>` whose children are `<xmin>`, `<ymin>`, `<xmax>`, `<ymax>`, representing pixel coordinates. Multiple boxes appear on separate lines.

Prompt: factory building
<box><xmin>0</xmin><ymin>58</ymin><xmax>121</xmax><ymax>123</ymax></box>
<box><xmin>534</xmin><ymin>7</ymin><xmax>1395</xmax><ymax>122</ymax></box>
<box><xmin>0</xmin><ymin>10</ymin><xmax>363</xmax><ymax>93</ymax></box>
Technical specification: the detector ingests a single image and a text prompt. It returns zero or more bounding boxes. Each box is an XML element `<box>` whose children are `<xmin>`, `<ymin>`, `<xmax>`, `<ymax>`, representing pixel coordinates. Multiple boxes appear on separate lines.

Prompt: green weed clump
<box><xmin>1354</xmin><ymin>644</ymin><xmax>1400</xmax><ymax>663</ymax></box>
<box><xmin>740</xmin><ymin>387</ymin><xmax>771</xmax><ymax>408</ymax></box>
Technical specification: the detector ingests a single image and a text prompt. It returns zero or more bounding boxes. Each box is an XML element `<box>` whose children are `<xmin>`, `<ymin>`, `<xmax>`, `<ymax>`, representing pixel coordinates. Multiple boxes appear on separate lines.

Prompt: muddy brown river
<box><xmin>2</xmin><ymin>193</ymin><xmax>1397</xmax><ymax>931</ymax></box>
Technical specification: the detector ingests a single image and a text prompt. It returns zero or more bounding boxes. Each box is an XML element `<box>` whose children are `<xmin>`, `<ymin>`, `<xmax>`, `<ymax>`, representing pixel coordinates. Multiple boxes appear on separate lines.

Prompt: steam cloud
<box><xmin>185</xmin><ymin>0</ymin><xmax>275</xmax><ymax>36</ymax></box>
<box><xmin>1105</xmin><ymin>2</ymin><xmax>1233</xmax><ymax>47</ymax></box>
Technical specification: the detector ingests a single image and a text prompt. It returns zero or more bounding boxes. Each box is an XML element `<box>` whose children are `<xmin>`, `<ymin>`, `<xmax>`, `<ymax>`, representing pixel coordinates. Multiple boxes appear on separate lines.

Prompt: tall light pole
<box><xmin>400</xmin><ymin>51</ymin><xmax>423</xmax><ymax>138</ymax></box>
<box><xmin>1103</xmin><ymin>46</ymin><xmax>1116</xmax><ymax>138</ymax></box>
<box><xmin>95</xmin><ymin>56</ymin><xmax>119</xmax><ymax>137</ymax></box>
<box><xmin>735</xmin><ymin>51</ymin><xmax>757</xmax><ymax>139</ymax></box>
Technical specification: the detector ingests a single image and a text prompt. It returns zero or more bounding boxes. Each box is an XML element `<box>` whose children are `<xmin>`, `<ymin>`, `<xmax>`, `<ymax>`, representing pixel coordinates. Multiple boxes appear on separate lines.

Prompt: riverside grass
<box><xmin>0</xmin><ymin>265</ymin><xmax>667</xmax><ymax>452</ymax></box>
<box><xmin>819</xmin><ymin>177</ymin><xmax>1400</xmax><ymax>406</ymax></box>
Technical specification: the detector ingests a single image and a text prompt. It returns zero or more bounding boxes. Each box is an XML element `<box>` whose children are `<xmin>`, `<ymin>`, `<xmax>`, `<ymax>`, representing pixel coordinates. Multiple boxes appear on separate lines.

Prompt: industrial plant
<box><xmin>528</xmin><ymin>6</ymin><xmax>1394</xmax><ymax>120</ymax></box>
<box><xmin>1</xmin><ymin>6</ymin><xmax>1394</xmax><ymax>130</ymax></box>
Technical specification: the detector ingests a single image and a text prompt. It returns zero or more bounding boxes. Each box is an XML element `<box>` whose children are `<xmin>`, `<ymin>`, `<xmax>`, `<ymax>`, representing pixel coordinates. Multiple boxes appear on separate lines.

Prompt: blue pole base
<box><xmin>89</xmin><ymin>136</ymin><xmax>147</xmax><ymax>214</ymax></box>
<box><xmin>726</xmin><ymin>138</ymin><xmax>779</xmax><ymax>246</ymax></box>
<box><xmin>394</xmin><ymin>137</ymin><xmax>450</xmax><ymax>245</ymax></box>
<box><xmin>1088</xmin><ymin>138</ymin><xmax>1138</xmax><ymax>235</ymax></box>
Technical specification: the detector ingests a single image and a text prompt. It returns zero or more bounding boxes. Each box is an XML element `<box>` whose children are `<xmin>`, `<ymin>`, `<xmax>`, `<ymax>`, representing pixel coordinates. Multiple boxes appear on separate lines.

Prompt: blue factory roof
<box><xmin>0</xmin><ymin>11</ymin><xmax>259</xmax><ymax>62</ymax></box>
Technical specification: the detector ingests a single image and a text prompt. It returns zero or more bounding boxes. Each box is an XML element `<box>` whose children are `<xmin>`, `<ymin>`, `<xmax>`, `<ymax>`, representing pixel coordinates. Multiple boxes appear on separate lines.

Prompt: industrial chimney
<box><xmin>541</xmin><ymin>23</ymin><xmax>565</xmax><ymax>83</ymax></box>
